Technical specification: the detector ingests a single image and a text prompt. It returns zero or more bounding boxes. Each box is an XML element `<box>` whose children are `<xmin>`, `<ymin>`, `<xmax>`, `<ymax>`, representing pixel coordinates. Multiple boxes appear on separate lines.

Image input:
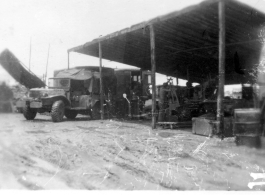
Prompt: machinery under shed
<box><xmin>68</xmin><ymin>0</ymin><xmax>265</xmax><ymax>142</ymax></box>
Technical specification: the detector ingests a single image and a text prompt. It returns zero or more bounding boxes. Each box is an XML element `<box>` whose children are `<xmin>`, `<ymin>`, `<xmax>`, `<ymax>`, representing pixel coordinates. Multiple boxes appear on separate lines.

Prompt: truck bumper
<box><xmin>16</xmin><ymin>100</ymin><xmax>26</xmax><ymax>108</ymax></box>
<box><xmin>16</xmin><ymin>100</ymin><xmax>42</xmax><ymax>108</ymax></box>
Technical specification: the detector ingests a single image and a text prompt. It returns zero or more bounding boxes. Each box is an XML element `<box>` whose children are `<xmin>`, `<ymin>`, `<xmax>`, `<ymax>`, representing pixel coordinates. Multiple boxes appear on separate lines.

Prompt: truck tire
<box><xmin>91</xmin><ymin>103</ymin><xmax>101</xmax><ymax>120</ymax></box>
<box><xmin>65</xmin><ymin>109</ymin><xmax>78</xmax><ymax>119</ymax></box>
<box><xmin>51</xmin><ymin>100</ymin><xmax>65</xmax><ymax>122</ymax></box>
<box><xmin>23</xmin><ymin>106</ymin><xmax>37</xmax><ymax>120</ymax></box>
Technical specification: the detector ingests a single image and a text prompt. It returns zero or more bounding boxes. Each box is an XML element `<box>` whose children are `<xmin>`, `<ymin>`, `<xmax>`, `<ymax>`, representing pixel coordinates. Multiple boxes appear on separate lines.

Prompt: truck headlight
<box><xmin>43</xmin><ymin>93</ymin><xmax>48</xmax><ymax>97</ymax></box>
<box><xmin>23</xmin><ymin>92</ymin><xmax>29</xmax><ymax>98</ymax></box>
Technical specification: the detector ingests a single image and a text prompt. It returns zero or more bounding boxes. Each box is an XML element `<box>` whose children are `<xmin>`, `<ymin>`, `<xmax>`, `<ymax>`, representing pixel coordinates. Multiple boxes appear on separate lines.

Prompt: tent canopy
<box><xmin>68</xmin><ymin>0</ymin><xmax>265</xmax><ymax>85</ymax></box>
<box><xmin>0</xmin><ymin>49</ymin><xmax>45</xmax><ymax>89</ymax></box>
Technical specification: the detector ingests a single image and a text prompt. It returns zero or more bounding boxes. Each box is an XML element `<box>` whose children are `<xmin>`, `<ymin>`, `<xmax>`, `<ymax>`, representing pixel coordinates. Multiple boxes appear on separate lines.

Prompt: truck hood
<box><xmin>29</xmin><ymin>88</ymin><xmax>65</xmax><ymax>98</ymax></box>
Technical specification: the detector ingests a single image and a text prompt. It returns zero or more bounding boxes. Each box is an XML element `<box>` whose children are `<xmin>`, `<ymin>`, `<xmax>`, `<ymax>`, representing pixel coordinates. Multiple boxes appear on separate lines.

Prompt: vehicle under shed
<box><xmin>68</xmin><ymin>0</ymin><xmax>265</xmax><ymax>139</ymax></box>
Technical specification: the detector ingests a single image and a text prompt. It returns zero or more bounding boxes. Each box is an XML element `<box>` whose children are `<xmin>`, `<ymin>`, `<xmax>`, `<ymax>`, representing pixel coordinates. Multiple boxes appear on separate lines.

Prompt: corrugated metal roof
<box><xmin>68</xmin><ymin>0</ymin><xmax>265</xmax><ymax>84</ymax></box>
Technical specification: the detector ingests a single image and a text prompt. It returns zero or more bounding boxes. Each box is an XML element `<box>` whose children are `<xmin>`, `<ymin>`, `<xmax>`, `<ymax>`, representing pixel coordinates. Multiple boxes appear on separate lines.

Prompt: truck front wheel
<box><xmin>65</xmin><ymin>109</ymin><xmax>78</xmax><ymax>119</ymax></box>
<box><xmin>23</xmin><ymin>106</ymin><xmax>37</xmax><ymax>120</ymax></box>
<box><xmin>51</xmin><ymin>100</ymin><xmax>65</xmax><ymax>122</ymax></box>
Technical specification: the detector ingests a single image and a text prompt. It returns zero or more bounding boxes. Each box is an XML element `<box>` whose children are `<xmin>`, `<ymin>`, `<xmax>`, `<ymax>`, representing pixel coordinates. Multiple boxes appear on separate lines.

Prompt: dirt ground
<box><xmin>0</xmin><ymin>113</ymin><xmax>265</xmax><ymax>190</ymax></box>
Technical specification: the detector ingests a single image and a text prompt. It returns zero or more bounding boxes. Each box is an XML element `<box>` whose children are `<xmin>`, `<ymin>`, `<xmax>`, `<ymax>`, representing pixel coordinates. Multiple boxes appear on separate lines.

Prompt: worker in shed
<box><xmin>204</xmin><ymin>78</ymin><xmax>218</xmax><ymax>100</ymax></box>
<box><xmin>84</xmin><ymin>79</ymin><xmax>91</xmax><ymax>95</ymax></box>
<box><xmin>158</xmin><ymin>82</ymin><xmax>171</xmax><ymax>121</ymax></box>
<box><xmin>131</xmin><ymin>80</ymin><xmax>142</xmax><ymax>99</ymax></box>
<box><xmin>193</xmin><ymin>85</ymin><xmax>202</xmax><ymax>100</ymax></box>
<box><xmin>159</xmin><ymin>82</ymin><xmax>168</xmax><ymax>104</ymax></box>
<box><xmin>185</xmin><ymin>81</ymin><xmax>194</xmax><ymax>100</ymax></box>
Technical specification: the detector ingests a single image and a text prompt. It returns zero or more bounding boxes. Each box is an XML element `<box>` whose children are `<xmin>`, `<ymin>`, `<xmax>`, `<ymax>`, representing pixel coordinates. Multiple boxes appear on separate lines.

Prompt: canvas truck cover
<box><xmin>0</xmin><ymin>49</ymin><xmax>46</xmax><ymax>89</ymax></box>
<box><xmin>54</xmin><ymin>66</ymin><xmax>115</xmax><ymax>80</ymax></box>
<box><xmin>54</xmin><ymin>68</ymin><xmax>100</xmax><ymax>80</ymax></box>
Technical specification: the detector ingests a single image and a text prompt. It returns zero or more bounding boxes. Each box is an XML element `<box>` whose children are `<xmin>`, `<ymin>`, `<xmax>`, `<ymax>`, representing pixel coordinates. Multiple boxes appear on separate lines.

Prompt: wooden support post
<box><xmin>187</xmin><ymin>68</ymin><xmax>189</xmax><ymax>81</ymax></box>
<box><xmin>201</xmin><ymin>81</ymin><xmax>205</xmax><ymax>100</ymax></box>
<box><xmin>150</xmin><ymin>25</ymin><xmax>156</xmax><ymax>129</ymax></box>
<box><xmin>176</xmin><ymin>70</ymin><xmax>179</xmax><ymax>86</ymax></box>
<box><xmin>45</xmin><ymin>44</ymin><xmax>50</xmax><ymax>85</ymax></box>
<box><xmin>217</xmin><ymin>1</ymin><xmax>225</xmax><ymax>138</ymax></box>
<box><xmin>67</xmin><ymin>51</ymin><xmax>70</xmax><ymax>69</ymax></box>
<box><xmin>99</xmin><ymin>41</ymin><xmax>104</xmax><ymax>120</ymax></box>
<box><xmin>29</xmin><ymin>37</ymin><xmax>32</xmax><ymax>71</ymax></box>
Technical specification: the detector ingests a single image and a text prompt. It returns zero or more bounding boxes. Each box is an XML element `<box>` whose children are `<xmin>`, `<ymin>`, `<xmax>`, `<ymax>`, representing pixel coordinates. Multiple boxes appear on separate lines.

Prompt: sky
<box><xmin>1</xmin><ymin>0</ymin><xmax>265</xmax><ymax>88</ymax></box>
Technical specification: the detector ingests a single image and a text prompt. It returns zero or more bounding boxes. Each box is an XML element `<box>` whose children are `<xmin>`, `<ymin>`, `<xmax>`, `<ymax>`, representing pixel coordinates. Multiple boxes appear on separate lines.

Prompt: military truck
<box><xmin>16</xmin><ymin>66</ymin><xmax>116</xmax><ymax>122</ymax></box>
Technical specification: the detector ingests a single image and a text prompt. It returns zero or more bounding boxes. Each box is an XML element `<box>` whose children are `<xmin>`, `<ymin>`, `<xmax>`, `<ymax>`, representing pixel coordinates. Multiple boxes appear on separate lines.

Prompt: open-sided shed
<box><xmin>68</xmin><ymin>0</ymin><xmax>265</xmax><ymax>132</ymax></box>
<box><xmin>69</xmin><ymin>0</ymin><xmax>265</xmax><ymax>84</ymax></box>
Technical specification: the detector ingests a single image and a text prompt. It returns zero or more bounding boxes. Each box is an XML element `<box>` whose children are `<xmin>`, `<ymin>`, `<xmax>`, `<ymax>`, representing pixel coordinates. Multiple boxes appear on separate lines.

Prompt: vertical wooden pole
<box><xmin>150</xmin><ymin>25</ymin><xmax>156</xmax><ymax>129</ymax></box>
<box><xmin>187</xmin><ymin>68</ymin><xmax>189</xmax><ymax>81</ymax></box>
<box><xmin>201</xmin><ymin>81</ymin><xmax>205</xmax><ymax>100</ymax></box>
<box><xmin>29</xmin><ymin>37</ymin><xmax>32</xmax><ymax>71</ymax></box>
<box><xmin>45</xmin><ymin>44</ymin><xmax>50</xmax><ymax>85</ymax></box>
<box><xmin>176</xmin><ymin>70</ymin><xmax>179</xmax><ymax>86</ymax></box>
<box><xmin>217</xmin><ymin>1</ymin><xmax>225</xmax><ymax>138</ymax></box>
<box><xmin>99</xmin><ymin>41</ymin><xmax>104</xmax><ymax>120</ymax></box>
<box><xmin>67</xmin><ymin>51</ymin><xmax>70</xmax><ymax>69</ymax></box>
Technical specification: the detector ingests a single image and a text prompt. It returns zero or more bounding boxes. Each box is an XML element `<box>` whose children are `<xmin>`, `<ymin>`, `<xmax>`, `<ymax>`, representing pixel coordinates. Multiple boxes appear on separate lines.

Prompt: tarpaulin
<box><xmin>54</xmin><ymin>67</ymin><xmax>116</xmax><ymax>80</ymax></box>
<box><xmin>0</xmin><ymin>49</ymin><xmax>45</xmax><ymax>89</ymax></box>
<box><xmin>55</xmin><ymin>68</ymin><xmax>98</xmax><ymax>80</ymax></box>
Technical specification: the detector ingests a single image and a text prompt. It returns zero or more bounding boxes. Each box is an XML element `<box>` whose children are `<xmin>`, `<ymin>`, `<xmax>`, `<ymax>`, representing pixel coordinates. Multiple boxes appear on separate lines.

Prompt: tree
<box><xmin>0</xmin><ymin>82</ymin><xmax>13</xmax><ymax>101</ymax></box>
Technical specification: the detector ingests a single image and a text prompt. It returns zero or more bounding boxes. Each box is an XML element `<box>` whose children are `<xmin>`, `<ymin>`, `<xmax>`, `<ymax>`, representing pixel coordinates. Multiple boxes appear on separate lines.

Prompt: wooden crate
<box><xmin>192</xmin><ymin>117</ymin><xmax>233</xmax><ymax>137</ymax></box>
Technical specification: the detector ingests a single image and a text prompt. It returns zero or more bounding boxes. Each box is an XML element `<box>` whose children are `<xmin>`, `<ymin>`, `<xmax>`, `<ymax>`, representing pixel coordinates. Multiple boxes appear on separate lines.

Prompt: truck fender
<box><xmin>42</xmin><ymin>95</ymin><xmax>71</xmax><ymax>108</ymax></box>
<box><xmin>91</xmin><ymin>100</ymin><xmax>111</xmax><ymax>111</ymax></box>
<box><xmin>91</xmin><ymin>100</ymin><xmax>100</xmax><ymax>108</ymax></box>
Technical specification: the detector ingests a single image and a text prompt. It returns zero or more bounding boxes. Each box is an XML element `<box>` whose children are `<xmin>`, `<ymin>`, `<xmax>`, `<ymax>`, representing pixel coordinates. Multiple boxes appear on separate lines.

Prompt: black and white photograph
<box><xmin>0</xmin><ymin>0</ymin><xmax>265</xmax><ymax>191</ymax></box>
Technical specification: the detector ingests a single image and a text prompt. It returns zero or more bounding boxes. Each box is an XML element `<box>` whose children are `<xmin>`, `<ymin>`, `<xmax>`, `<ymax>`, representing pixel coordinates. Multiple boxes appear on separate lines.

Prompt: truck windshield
<box><xmin>48</xmin><ymin>78</ymin><xmax>70</xmax><ymax>89</ymax></box>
